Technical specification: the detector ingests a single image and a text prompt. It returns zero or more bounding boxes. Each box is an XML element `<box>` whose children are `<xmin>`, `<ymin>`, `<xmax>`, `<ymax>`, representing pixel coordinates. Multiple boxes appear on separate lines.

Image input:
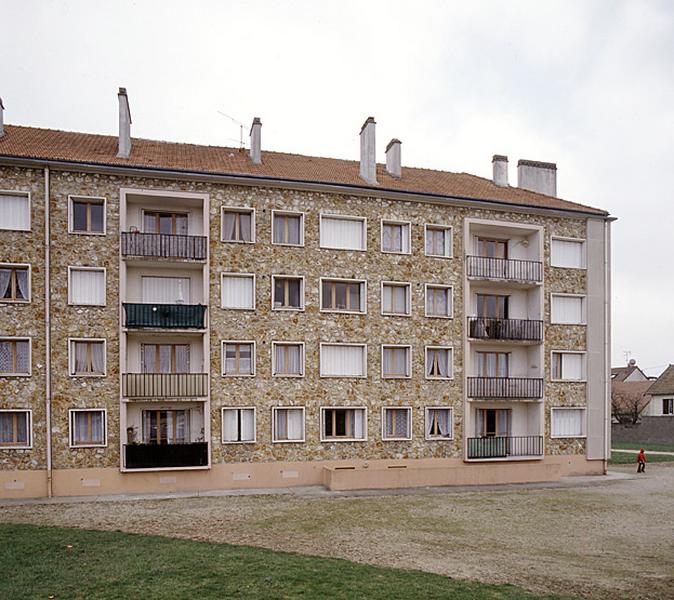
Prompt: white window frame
<box><xmin>67</xmin><ymin>266</ymin><xmax>107</xmax><ymax>307</ymax></box>
<box><xmin>381</xmin><ymin>344</ymin><xmax>412</xmax><ymax>379</ymax></box>
<box><xmin>550</xmin><ymin>293</ymin><xmax>586</xmax><ymax>325</ymax></box>
<box><xmin>271</xmin><ymin>210</ymin><xmax>305</xmax><ymax>247</ymax></box>
<box><xmin>0</xmin><ymin>336</ymin><xmax>32</xmax><ymax>376</ymax></box>
<box><xmin>424</xmin><ymin>223</ymin><xmax>453</xmax><ymax>258</ymax></box>
<box><xmin>221</xmin><ymin>407</ymin><xmax>257</xmax><ymax>444</ymax></box>
<box><xmin>425</xmin><ymin>284</ymin><xmax>454</xmax><ymax>318</ymax></box>
<box><xmin>220</xmin><ymin>272</ymin><xmax>256</xmax><ymax>310</ymax></box>
<box><xmin>271</xmin><ymin>341</ymin><xmax>305</xmax><ymax>378</ymax></box>
<box><xmin>0</xmin><ymin>190</ymin><xmax>31</xmax><ymax>231</ymax></box>
<box><xmin>319</xmin><ymin>343</ymin><xmax>368</xmax><ymax>378</ymax></box>
<box><xmin>381</xmin><ymin>406</ymin><xmax>412</xmax><ymax>441</ymax></box>
<box><xmin>319</xmin><ymin>213</ymin><xmax>367</xmax><ymax>251</ymax></box>
<box><xmin>424</xmin><ymin>346</ymin><xmax>454</xmax><ymax>380</ymax></box>
<box><xmin>68</xmin><ymin>195</ymin><xmax>107</xmax><ymax>235</ymax></box>
<box><xmin>220</xmin><ymin>206</ymin><xmax>256</xmax><ymax>243</ymax></box>
<box><xmin>271</xmin><ymin>406</ymin><xmax>306</xmax><ymax>443</ymax></box>
<box><xmin>0</xmin><ymin>263</ymin><xmax>31</xmax><ymax>303</ymax></box>
<box><xmin>68</xmin><ymin>338</ymin><xmax>107</xmax><ymax>377</ymax></box>
<box><xmin>550</xmin><ymin>236</ymin><xmax>586</xmax><ymax>269</ymax></box>
<box><xmin>319</xmin><ymin>406</ymin><xmax>368</xmax><ymax>442</ymax></box>
<box><xmin>380</xmin><ymin>281</ymin><xmax>412</xmax><ymax>317</ymax></box>
<box><xmin>380</xmin><ymin>218</ymin><xmax>412</xmax><ymax>255</ymax></box>
<box><xmin>271</xmin><ymin>275</ymin><xmax>305</xmax><ymax>311</ymax></box>
<box><xmin>221</xmin><ymin>340</ymin><xmax>256</xmax><ymax>377</ymax></box>
<box><xmin>550</xmin><ymin>350</ymin><xmax>587</xmax><ymax>382</ymax></box>
<box><xmin>68</xmin><ymin>408</ymin><xmax>108</xmax><ymax>448</ymax></box>
<box><xmin>0</xmin><ymin>409</ymin><xmax>32</xmax><ymax>449</ymax></box>
<box><xmin>551</xmin><ymin>407</ymin><xmax>587</xmax><ymax>439</ymax></box>
<box><xmin>319</xmin><ymin>277</ymin><xmax>367</xmax><ymax>314</ymax></box>
<box><xmin>424</xmin><ymin>406</ymin><xmax>454</xmax><ymax>441</ymax></box>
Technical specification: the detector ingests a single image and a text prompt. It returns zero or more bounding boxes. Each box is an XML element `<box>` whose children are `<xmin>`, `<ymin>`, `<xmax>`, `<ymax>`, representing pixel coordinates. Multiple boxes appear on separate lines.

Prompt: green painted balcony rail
<box><xmin>467</xmin><ymin>435</ymin><xmax>543</xmax><ymax>459</ymax></box>
<box><xmin>122</xmin><ymin>373</ymin><xmax>208</xmax><ymax>398</ymax></box>
<box><xmin>123</xmin><ymin>303</ymin><xmax>206</xmax><ymax>329</ymax></box>
<box><xmin>121</xmin><ymin>232</ymin><xmax>207</xmax><ymax>260</ymax></box>
<box><xmin>124</xmin><ymin>442</ymin><xmax>208</xmax><ymax>469</ymax></box>
<box><xmin>467</xmin><ymin>377</ymin><xmax>544</xmax><ymax>399</ymax></box>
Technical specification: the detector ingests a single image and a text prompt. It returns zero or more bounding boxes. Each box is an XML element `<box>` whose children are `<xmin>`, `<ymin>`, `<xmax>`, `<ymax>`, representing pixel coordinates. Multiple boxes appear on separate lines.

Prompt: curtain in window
<box><xmin>561</xmin><ymin>354</ymin><xmax>583</xmax><ymax>380</ymax></box>
<box><xmin>142</xmin><ymin>276</ymin><xmax>190</xmax><ymax>304</ymax></box>
<box><xmin>0</xmin><ymin>413</ymin><xmax>15</xmax><ymax>442</ymax></box>
<box><xmin>552</xmin><ymin>409</ymin><xmax>583</xmax><ymax>437</ymax></box>
<box><xmin>141</xmin><ymin>345</ymin><xmax>156</xmax><ymax>373</ymax></box>
<box><xmin>321</xmin><ymin>345</ymin><xmax>364</xmax><ymax>376</ymax></box>
<box><xmin>0</xmin><ymin>342</ymin><xmax>11</xmax><ymax>373</ymax></box>
<box><xmin>74</xmin><ymin>341</ymin><xmax>89</xmax><ymax>373</ymax></box>
<box><xmin>223</xmin><ymin>212</ymin><xmax>237</xmax><ymax>240</ymax></box>
<box><xmin>426</xmin><ymin>228</ymin><xmax>447</xmax><ymax>255</ymax></box>
<box><xmin>552</xmin><ymin>239</ymin><xmax>583</xmax><ymax>268</ymax></box>
<box><xmin>91</xmin><ymin>411</ymin><xmax>104</xmax><ymax>442</ymax></box>
<box><xmin>552</xmin><ymin>296</ymin><xmax>583</xmax><ymax>324</ymax></box>
<box><xmin>222</xmin><ymin>276</ymin><xmax>254</xmax><ymax>309</ymax></box>
<box><xmin>382</xmin><ymin>224</ymin><xmax>400</xmax><ymax>252</ymax></box>
<box><xmin>241</xmin><ymin>409</ymin><xmax>255</xmax><ymax>441</ymax></box>
<box><xmin>0</xmin><ymin>269</ymin><xmax>10</xmax><ymax>297</ymax></box>
<box><xmin>426</xmin><ymin>349</ymin><xmax>450</xmax><ymax>378</ymax></box>
<box><xmin>427</xmin><ymin>288</ymin><xmax>449</xmax><ymax>316</ymax></box>
<box><xmin>427</xmin><ymin>409</ymin><xmax>451</xmax><ymax>437</ymax></box>
<box><xmin>286</xmin><ymin>409</ymin><xmax>302</xmax><ymax>440</ymax></box>
<box><xmin>275</xmin><ymin>344</ymin><xmax>301</xmax><ymax>375</ymax></box>
<box><xmin>175</xmin><ymin>345</ymin><xmax>190</xmax><ymax>372</ymax></box>
<box><xmin>273</xmin><ymin>215</ymin><xmax>300</xmax><ymax>244</ymax></box>
<box><xmin>475</xmin><ymin>409</ymin><xmax>484</xmax><ymax>436</ymax></box>
<box><xmin>223</xmin><ymin>409</ymin><xmax>239</xmax><ymax>441</ymax></box>
<box><xmin>383</xmin><ymin>285</ymin><xmax>407</xmax><ymax>313</ymax></box>
<box><xmin>16</xmin><ymin>269</ymin><xmax>29</xmax><ymax>299</ymax></box>
<box><xmin>321</xmin><ymin>217</ymin><xmax>363</xmax><ymax>249</ymax></box>
<box><xmin>386</xmin><ymin>409</ymin><xmax>408</xmax><ymax>437</ymax></box>
<box><xmin>497</xmin><ymin>409</ymin><xmax>510</xmax><ymax>436</ymax></box>
<box><xmin>74</xmin><ymin>412</ymin><xmax>89</xmax><ymax>443</ymax></box>
<box><xmin>15</xmin><ymin>341</ymin><xmax>29</xmax><ymax>373</ymax></box>
<box><xmin>70</xmin><ymin>269</ymin><xmax>105</xmax><ymax>305</ymax></box>
<box><xmin>383</xmin><ymin>347</ymin><xmax>408</xmax><ymax>376</ymax></box>
<box><xmin>0</xmin><ymin>194</ymin><xmax>30</xmax><ymax>230</ymax></box>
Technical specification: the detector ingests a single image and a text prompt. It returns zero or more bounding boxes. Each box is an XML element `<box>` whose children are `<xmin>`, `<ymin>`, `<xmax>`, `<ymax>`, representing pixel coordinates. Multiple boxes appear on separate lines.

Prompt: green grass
<box><xmin>0</xmin><ymin>523</ymin><xmax>569</xmax><ymax>600</ymax></box>
<box><xmin>612</xmin><ymin>441</ymin><xmax>674</xmax><ymax>453</ymax></box>
<box><xmin>609</xmin><ymin>451</ymin><xmax>674</xmax><ymax>465</ymax></box>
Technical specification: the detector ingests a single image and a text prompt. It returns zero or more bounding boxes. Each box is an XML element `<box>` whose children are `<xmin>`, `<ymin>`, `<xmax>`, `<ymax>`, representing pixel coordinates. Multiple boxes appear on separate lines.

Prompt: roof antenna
<box><xmin>623</xmin><ymin>350</ymin><xmax>632</xmax><ymax>365</ymax></box>
<box><xmin>217</xmin><ymin>110</ymin><xmax>245</xmax><ymax>149</ymax></box>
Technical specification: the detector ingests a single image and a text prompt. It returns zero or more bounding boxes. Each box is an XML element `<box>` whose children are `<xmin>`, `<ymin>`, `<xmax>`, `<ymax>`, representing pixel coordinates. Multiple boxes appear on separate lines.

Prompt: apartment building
<box><xmin>0</xmin><ymin>90</ymin><xmax>612</xmax><ymax>498</ymax></box>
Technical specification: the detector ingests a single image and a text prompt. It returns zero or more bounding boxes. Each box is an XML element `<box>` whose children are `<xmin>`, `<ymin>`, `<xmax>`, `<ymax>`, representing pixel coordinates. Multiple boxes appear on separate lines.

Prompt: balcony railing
<box><xmin>467</xmin><ymin>435</ymin><xmax>544</xmax><ymax>459</ymax></box>
<box><xmin>122</xmin><ymin>373</ymin><xmax>208</xmax><ymax>398</ymax></box>
<box><xmin>467</xmin><ymin>377</ymin><xmax>544</xmax><ymax>399</ymax></box>
<box><xmin>121</xmin><ymin>232</ymin><xmax>207</xmax><ymax>261</ymax></box>
<box><xmin>123</xmin><ymin>303</ymin><xmax>206</xmax><ymax>329</ymax></box>
<box><xmin>466</xmin><ymin>255</ymin><xmax>542</xmax><ymax>283</ymax></box>
<box><xmin>468</xmin><ymin>317</ymin><xmax>543</xmax><ymax>342</ymax></box>
<box><xmin>124</xmin><ymin>442</ymin><xmax>208</xmax><ymax>469</ymax></box>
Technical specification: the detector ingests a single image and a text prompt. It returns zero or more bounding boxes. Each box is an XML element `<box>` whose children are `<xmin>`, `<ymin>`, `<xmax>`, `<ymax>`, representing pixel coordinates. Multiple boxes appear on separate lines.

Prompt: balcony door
<box><xmin>477</xmin><ymin>238</ymin><xmax>508</xmax><ymax>259</ymax></box>
<box><xmin>142</xmin><ymin>409</ymin><xmax>189</xmax><ymax>444</ymax></box>
<box><xmin>476</xmin><ymin>294</ymin><xmax>508</xmax><ymax>319</ymax></box>
<box><xmin>476</xmin><ymin>408</ymin><xmax>511</xmax><ymax>437</ymax></box>
<box><xmin>144</xmin><ymin>211</ymin><xmax>188</xmax><ymax>235</ymax></box>
<box><xmin>476</xmin><ymin>351</ymin><xmax>509</xmax><ymax>377</ymax></box>
<box><xmin>141</xmin><ymin>344</ymin><xmax>190</xmax><ymax>373</ymax></box>
<box><xmin>142</xmin><ymin>276</ymin><xmax>190</xmax><ymax>304</ymax></box>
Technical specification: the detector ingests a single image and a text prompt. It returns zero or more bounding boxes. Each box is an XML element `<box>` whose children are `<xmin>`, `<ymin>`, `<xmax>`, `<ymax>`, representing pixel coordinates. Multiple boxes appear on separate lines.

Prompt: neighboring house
<box><xmin>0</xmin><ymin>89</ymin><xmax>613</xmax><ymax>499</ymax></box>
<box><xmin>611</xmin><ymin>359</ymin><xmax>649</xmax><ymax>383</ymax></box>
<box><xmin>611</xmin><ymin>380</ymin><xmax>653</xmax><ymax>424</ymax></box>
<box><xmin>642</xmin><ymin>364</ymin><xmax>674</xmax><ymax>417</ymax></box>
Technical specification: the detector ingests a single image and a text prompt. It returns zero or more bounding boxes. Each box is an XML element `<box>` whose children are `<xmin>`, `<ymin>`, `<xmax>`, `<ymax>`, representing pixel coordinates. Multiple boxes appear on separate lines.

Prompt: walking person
<box><xmin>637</xmin><ymin>448</ymin><xmax>646</xmax><ymax>473</ymax></box>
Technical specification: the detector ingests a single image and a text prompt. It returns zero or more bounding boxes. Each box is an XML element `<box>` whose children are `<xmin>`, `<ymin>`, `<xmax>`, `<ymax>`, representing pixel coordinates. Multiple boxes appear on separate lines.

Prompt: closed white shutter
<box><xmin>353</xmin><ymin>409</ymin><xmax>365</xmax><ymax>439</ymax></box>
<box><xmin>552</xmin><ymin>409</ymin><xmax>584</xmax><ymax>437</ymax></box>
<box><xmin>551</xmin><ymin>239</ymin><xmax>584</xmax><ymax>268</ymax></box>
<box><xmin>142</xmin><ymin>276</ymin><xmax>190</xmax><ymax>303</ymax></box>
<box><xmin>286</xmin><ymin>409</ymin><xmax>303</xmax><ymax>440</ymax></box>
<box><xmin>551</xmin><ymin>295</ymin><xmax>583</xmax><ymax>324</ymax></box>
<box><xmin>70</xmin><ymin>269</ymin><xmax>105</xmax><ymax>305</ymax></box>
<box><xmin>320</xmin><ymin>216</ymin><xmax>364</xmax><ymax>250</ymax></box>
<box><xmin>241</xmin><ymin>409</ymin><xmax>255</xmax><ymax>441</ymax></box>
<box><xmin>0</xmin><ymin>194</ymin><xmax>30</xmax><ymax>231</ymax></box>
<box><xmin>223</xmin><ymin>409</ymin><xmax>239</xmax><ymax>442</ymax></box>
<box><xmin>561</xmin><ymin>353</ymin><xmax>584</xmax><ymax>380</ymax></box>
<box><xmin>221</xmin><ymin>275</ymin><xmax>254</xmax><ymax>309</ymax></box>
<box><xmin>321</xmin><ymin>345</ymin><xmax>365</xmax><ymax>377</ymax></box>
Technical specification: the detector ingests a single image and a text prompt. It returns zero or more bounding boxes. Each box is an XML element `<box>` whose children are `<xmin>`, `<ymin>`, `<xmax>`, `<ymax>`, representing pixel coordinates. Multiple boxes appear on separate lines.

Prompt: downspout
<box><xmin>44</xmin><ymin>166</ymin><xmax>53</xmax><ymax>497</ymax></box>
<box><xmin>603</xmin><ymin>218</ymin><xmax>613</xmax><ymax>474</ymax></box>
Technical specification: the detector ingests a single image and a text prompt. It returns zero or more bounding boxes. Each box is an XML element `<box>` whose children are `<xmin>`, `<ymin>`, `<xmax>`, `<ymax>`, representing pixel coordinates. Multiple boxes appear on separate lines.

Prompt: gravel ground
<box><xmin>1</xmin><ymin>464</ymin><xmax>673</xmax><ymax>600</ymax></box>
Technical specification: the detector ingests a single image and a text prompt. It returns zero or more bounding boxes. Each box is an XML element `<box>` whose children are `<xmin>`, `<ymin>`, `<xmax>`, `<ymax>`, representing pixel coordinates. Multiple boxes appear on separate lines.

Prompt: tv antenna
<box><xmin>217</xmin><ymin>111</ymin><xmax>245</xmax><ymax>149</ymax></box>
<box><xmin>623</xmin><ymin>350</ymin><xmax>632</xmax><ymax>365</ymax></box>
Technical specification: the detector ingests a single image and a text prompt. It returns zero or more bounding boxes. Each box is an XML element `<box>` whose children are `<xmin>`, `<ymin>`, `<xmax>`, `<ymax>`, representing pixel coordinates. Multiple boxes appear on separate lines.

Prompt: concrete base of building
<box><xmin>0</xmin><ymin>455</ymin><xmax>605</xmax><ymax>500</ymax></box>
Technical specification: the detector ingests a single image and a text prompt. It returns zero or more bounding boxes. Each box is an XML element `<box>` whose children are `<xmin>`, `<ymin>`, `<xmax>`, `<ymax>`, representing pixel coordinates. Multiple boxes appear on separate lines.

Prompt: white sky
<box><xmin>2</xmin><ymin>0</ymin><xmax>673</xmax><ymax>375</ymax></box>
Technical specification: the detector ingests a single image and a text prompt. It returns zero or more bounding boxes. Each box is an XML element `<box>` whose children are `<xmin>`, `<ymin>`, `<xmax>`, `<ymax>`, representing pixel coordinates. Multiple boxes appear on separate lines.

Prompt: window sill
<box><xmin>320</xmin><ymin>437</ymin><xmax>367</xmax><ymax>443</ymax></box>
<box><xmin>222</xmin><ymin>439</ymin><xmax>257</xmax><ymax>444</ymax></box>
<box><xmin>68</xmin><ymin>230</ymin><xmax>107</xmax><ymax>236</ymax></box>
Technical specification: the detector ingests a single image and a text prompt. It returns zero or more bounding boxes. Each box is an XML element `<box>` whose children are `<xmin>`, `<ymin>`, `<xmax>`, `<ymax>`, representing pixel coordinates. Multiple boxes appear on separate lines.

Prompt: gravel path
<box><xmin>1</xmin><ymin>464</ymin><xmax>673</xmax><ymax>599</ymax></box>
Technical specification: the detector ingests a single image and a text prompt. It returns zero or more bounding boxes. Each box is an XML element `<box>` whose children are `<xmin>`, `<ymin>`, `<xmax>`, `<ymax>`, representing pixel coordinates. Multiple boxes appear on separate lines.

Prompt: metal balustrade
<box><xmin>466</xmin><ymin>255</ymin><xmax>543</xmax><ymax>282</ymax></box>
<box><xmin>121</xmin><ymin>232</ymin><xmax>207</xmax><ymax>260</ymax></box>
<box><xmin>123</xmin><ymin>303</ymin><xmax>206</xmax><ymax>329</ymax></box>
<box><xmin>467</xmin><ymin>317</ymin><xmax>543</xmax><ymax>341</ymax></box>
<box><xmin>122</xmin><ymin>373</ymin><xmax>208</xmax><ymax>398</ymax></box>
<box><xmin>124</xmin><ymin>442</ymin><xmax>208</xmax><ymax>469</ymax></box>
<box><xmin>467</xmin><ymin>435</ymin><xmax>543</xmax><ymax>459</ymax></box>
<box><xmin>467</xmin><ymin>377</ymin><xmax>544</xmax><ymax>399</ymax></box>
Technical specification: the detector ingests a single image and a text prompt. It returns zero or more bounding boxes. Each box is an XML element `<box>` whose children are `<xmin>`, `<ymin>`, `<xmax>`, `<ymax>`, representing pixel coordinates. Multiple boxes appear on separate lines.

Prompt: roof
<box><xmin>0</xmin><ymin>125</ymin><xmax>608</xmax><ymax>216</ymax></box>
<box><xmin>611</xmin><ymin>380</ymin><xmax>653</xmax><ymax>416</ymax></box>
<box><xmin>645</xmin><ymin>364</ymin><xmax>674</xmax><ymax>395</ymax></box>
<box><xmin>611</xmin><ymin>364</ymin><xmax>648</xmax><ymax>382</ymax></box>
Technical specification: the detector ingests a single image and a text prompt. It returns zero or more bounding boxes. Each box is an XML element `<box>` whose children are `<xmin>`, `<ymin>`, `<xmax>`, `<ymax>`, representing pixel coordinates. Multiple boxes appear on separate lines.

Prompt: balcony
<box><xmin>467</xmin><ymin>377</ymin><xmax>544</xmax><ymax>399</ymax></box>
<box><xmin>121</xmin><ymin>232</ymin><xmax>207</xmax><ymax>261</ymax></box>
<box><xmin>122</xmin><ymin>373</ymin><xmax>208</xmax><ymax>398</ymax></box>
<box><xmin>123</xmin><ymin>303</ymin><xmax>206</xmax><ymax>329</ymax></box>
<box><xmin>468</xmin><ymin>317</ymin><xmax>543</xmax><ymax>342</ymax></box>
<box><xmin>467</xmin><ymin>435</ymin><xmax>543</xmax><ymax>459</ymax></box>
<box><xmin>124</xmin><ymin>442</ymin><xmax>208</xmax><ymax>469</ymax></box>
<box><xmin>466</xmin><ymin>256</ymin><xmax>542</xmax><ymax>283</ymax></box>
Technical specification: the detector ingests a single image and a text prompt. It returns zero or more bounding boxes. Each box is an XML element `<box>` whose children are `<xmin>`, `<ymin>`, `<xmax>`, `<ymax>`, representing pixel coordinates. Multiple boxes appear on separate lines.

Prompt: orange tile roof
<box><xmin>0</xmin><ymin>125</ymin><xmax>607</xmax><ymax>216</ymax></box>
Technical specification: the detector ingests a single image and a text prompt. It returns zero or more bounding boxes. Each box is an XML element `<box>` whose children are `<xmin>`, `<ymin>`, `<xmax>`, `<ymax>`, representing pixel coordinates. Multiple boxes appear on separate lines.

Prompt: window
<box><xmin>425</xmin><ymin>347</ymin><xmax>453</xmax><ymax>379</ymax></box>
<box><xmin>476</xmin><ymin>408</ymin><xmax>511</xmax><ymax>437</ymax></box>
<box><xmin>382</xmin><ymin>345</ymin><xmax>411</xmax><ymax>378</ymax></box>
<box><xmin>321</xmin><ymin>278</ymin><xmax>366</xmax><ymax>313</ymax></box>
<box><xmin>222</xmin><ymin>342</ymin><xmax>255</xmax><ymax>376</ymax></box>
<box><xmin>222</xmin><ymin>408</ymin><xmax>256</xmax><ymax>443</ymax></box>
<box><xmin>381</xmin><ymin>220</ymin><xmax>411</xmax><ymax>254</ymax></box>
<box><xmin>69</xmin><ymin>339</ymin><xmax>106</xmax><ymax>376</ymax></box>
<box><xmin>551</xmin><ymin>352</ymin><xmax>586</xmax><ymax>381</ymax></box>
<box><xmin>144</xmin><ymin>211</ymin><xmax>188</xmax><ymax>235</ymax></box>
<box><xmin>382</xmin><ymin>407</ymin><xmax>412</xmax><ymax>440</ymax></box>
<box><xmin>551</xmin><ymin>294</ymin><xmax>585</xmax><ymax>325</ymax></box>
<box><xmin>272</xmin><ymin>276</ymin><xmax>304</xmax><ymax>310</ymax></box>
<box><xmin>70</xmin><ymin>196</ymin><xmax>105</xmax><ymax>234</ymax></box>
<box><xmin>221</xmin><ymin>273</ymin><xmax>255</xmax><ymax>309</ymax></box>
<box><xmin>0</xmin><ymin>410</ymin><xmax>31</xmax><ymax>447</ymax></box>
<box><xmin>221</xmin><ymin>207</ymin><xmax>254</xmax><ymax>242</ymax></box>
<box><xmin>320</xmin><ymin>344</ymin><xmax>366</xmax><ymax>377</ymax></box>
<box><xmin>381</xmin><ymin>282</ymin><xmax>411</xmax><ymax>316</ymax></box>
<box><xmin>551</xmin><ymin>408</ymin><xmax>586</xmax><ymax>438</ymax></box>
<box><xmin>425</xmin><ymin>225</ymin><xmax>452</xmax><ymax>257</ymax></box>
<box><xmin>425</xmin><ymin>408</ymin><xmax>453</xmax><ymax>440</ymax></box>
<box><xmin>476</xmin><ymin>351</ymin><xmax>509</xmax><ymax>377</ymax></box>
<box><xmin>272</xmin><ymin>342</ymin><xmax>304</xmax><ymax>377</ymax></box>
<box><xmin>272</xmin><ymin>211</ymin><xmax>304</xmax><ymax>246</ymax></box>
<box><xmin>477</xmin><ymin>237</ymin><xmax>508</xmax><ymax>258</ymax></box>
<box><xmin>551</xmin><ymin>237</ymin><xmax>585</xmax><ymax>269</ymax></box>
<box><xmin>476</xmin><ymin>294</ymin><xmax>508</xmax><ymax>318</ymax></box>
<box><xmin>425</xmin><ymin>285</ymin><xmax>452</xmax><ymax>318</ymax></box>
<box><xmin>0</xmin><ymin>192</ymin><xmax>30</xmax><ymax>231</ymax></box>
<box><xmin>68</xmin><ymin>267</ymin><xmax>106</xmax><ymax>306</ymax></box>
<box><xmin>142</xmin><ymin>276</ymin><xmax>190</xmax><ymax>304</ymax></box>
<box><xmin>141</xmin><ymin>344</ymin><xmax>190</xmax><ymax>373</ymax></box>
<box><xmin>69</xmin><ymin>409</ymin><xmax>106</xmax><ymax>447</ymax></box>
<box><xmin>662</xmin><ymin>399</ymin><xmax>673</xmax><ymax>415</ymax></box>
<box><xmin>0</xmin><ymin>338</ymin><xmax>30</xmax><ymax>375</ymax></box>
<box><xmin>320</xmin><ymin>215</ymin><xmax>366</xmax><ymax>250</ymax></box>
<box><xmin>272</xmin><ymin>407</ymin><xmax>305</xmax><ymax>442</ymax></box>
<box><xmin>321</xmin><ymin>407</ymin><xmax>366</xmax><ymax>441</ymax></box>
<box><xmin>142</xmin><ymin>409</ymin><xmax>189</xmax><ymax>444</ymax></box>
<box><xmin>0</xmin><ymin>264</ymin><xmax>30</xmax><ymax>302</ymax></box>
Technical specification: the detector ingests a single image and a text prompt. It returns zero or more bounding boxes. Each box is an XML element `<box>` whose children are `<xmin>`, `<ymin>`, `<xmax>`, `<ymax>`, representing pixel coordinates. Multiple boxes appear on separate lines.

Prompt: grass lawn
<box><xmin>609</xmin><ymin>451</ymin><xmax>674</xmax><ymax>465</ymax></box>
<box><xmin>0</xmin><ymin>523</ymin><xmax>567</xmax><ymax>600</ymax></box>
<box><xmin>612</xmin><ymin>440</ymin><xmax>674</xmax><ymax>453</ymax></box>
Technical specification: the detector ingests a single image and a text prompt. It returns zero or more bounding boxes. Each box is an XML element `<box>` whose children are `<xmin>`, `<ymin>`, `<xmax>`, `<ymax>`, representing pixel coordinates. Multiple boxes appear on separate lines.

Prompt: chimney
<box><xmin>117</xmin><ymin>87</ymin><xmax>132</xmax><ymax>158</ymax></box>
<box><xmin>0</xmin><ymin>97</ymin><xmax>4</xmax><ymax>137</ymax></box>
<box><xmin>492</xmin><ymin>155</ymin><xmax>508</xmax><ymax>187</ymax></box>
<box><xmin>249</xmin><ymin>117</ymin><xmax>262</xmax><ymax>165</ymax></box>
<box><xmin>385</xmin><ymin>139</ymin><xmax>402</xmax><ymax>178</ymax></box>
<box><xmin>517</xmin><ymin>159</ymin><xmax>557</xmax><ymax>197</ymax></box>
<box><xmin>359</xmin><ymin>116</ymin><xmax>377</xmax><ymax>185</ymax></box>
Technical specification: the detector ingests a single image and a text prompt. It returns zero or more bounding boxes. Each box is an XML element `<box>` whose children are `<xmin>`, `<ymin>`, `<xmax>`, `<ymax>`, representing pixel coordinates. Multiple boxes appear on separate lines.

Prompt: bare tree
<box><xmin>611</xmin><ymin>387</ymin><xmax>650</xmax><ymax>424</ymax></box>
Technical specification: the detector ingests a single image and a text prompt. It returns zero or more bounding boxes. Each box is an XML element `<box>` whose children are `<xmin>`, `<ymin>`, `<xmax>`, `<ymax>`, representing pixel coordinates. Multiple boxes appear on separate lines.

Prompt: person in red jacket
<box><xmin>637</xmin><ymin>448</ymin><xmax>646</xmax><ymax>473</ymax></box>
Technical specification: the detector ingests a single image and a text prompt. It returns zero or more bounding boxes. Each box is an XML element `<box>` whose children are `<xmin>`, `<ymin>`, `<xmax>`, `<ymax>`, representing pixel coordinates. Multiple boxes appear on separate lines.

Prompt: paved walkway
<box><xmin>611</xmin><ymin>448</ymin><xmax>674</xmax><ymax>456</ymax></box>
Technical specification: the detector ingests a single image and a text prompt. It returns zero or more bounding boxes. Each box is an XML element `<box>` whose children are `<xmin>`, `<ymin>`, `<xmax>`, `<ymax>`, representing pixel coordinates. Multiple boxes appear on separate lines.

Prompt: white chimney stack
<box><xmin>0</xmin><ymin>97</ymin><xmax>4</xmax><ymax>137</ymax></box>
<box><xmin>117</xmin><ymin>87</ymin><xmax>132</xmax><ymax>158</ymax></box>
<box><xmin>492</xmin><ymin>155</ymin><xmax>508</xmax><ymax>187</ymax></box>
<box><xmin>518</xmin><ymin>159</ymin><xmax>557</xmax><ymax>197</ymax></box>
<box><xmin>359</xmin><ymin>116</ymin><xmax>377</xmax><ymax>185</ymax></box>
<box><xmin>385</xmin><ymin>139</ymin><xmax>402</xmax><ymax>178</ymax></box>
<box><xmin>249</xmin><ymin>117</ymin><xmax>262</xmax><ymax>165</ymax></box>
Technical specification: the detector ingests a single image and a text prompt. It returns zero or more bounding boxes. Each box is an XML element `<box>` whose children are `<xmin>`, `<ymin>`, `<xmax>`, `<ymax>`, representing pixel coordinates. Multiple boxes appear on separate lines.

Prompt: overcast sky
<box><xmin>2</xmin><ymin>0</ymin><xmax>673</xmax><ymax>375</ymax></box>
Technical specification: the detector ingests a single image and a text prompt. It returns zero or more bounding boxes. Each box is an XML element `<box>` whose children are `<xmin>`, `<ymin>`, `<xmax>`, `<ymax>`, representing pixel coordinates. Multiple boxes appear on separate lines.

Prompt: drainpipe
<box><xmin>603</xmin><ymin>218</ymin><xmax>613</xmax><ymax>475</ymax></box>
<box><xmin>44</xmin><ymin>166</ymin><xmax>53</xmax><ymax>497</ymax></box>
